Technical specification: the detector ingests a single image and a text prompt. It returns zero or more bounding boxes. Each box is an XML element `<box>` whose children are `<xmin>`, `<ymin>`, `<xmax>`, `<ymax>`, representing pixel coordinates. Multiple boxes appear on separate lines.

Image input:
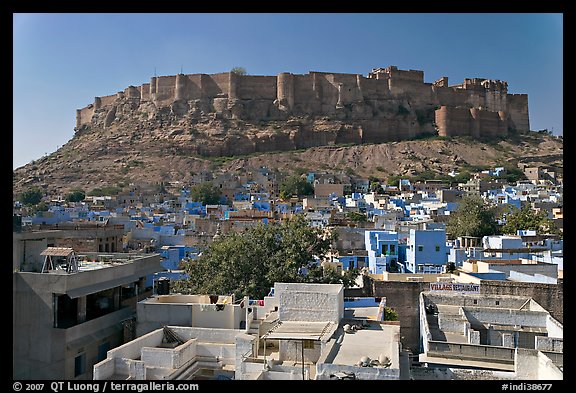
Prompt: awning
<box><xmin>41</xmin><ymin>247</ymin><xmax>75</xmax><ymax>257</ymax></box>
<box><xmin>262</xmin><ymin>321</ymin><xmax>336</xmax><ymax>341</ymax></box>
<box><xmin>67</xmin><ymin>276</ymin><xmax>141</xmax><ymax>299</ymax></box>
<box><xmin>66</xmin><ymin>324</ymin><xmax>123</xmax><ymax>350</ymax></box>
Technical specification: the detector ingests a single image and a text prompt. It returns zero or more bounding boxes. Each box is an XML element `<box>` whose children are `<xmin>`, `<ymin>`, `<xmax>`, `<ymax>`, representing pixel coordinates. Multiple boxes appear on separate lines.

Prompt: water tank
<box><xmin>157</xmin><ymin>278</ymin><xmax>170</xmax><ymax>295</ymax></box>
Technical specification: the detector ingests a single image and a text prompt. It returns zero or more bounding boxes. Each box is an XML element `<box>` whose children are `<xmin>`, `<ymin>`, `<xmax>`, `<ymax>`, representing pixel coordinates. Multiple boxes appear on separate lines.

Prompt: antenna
<box><xmin>181</xmin><ymin>65</ymin><xmax>183</xmax><ymax>74</ymax></box>
<box><xmin>154</xmin><ymin>67</ymin><xmax>157</xmax><ymax>78</ymax></box>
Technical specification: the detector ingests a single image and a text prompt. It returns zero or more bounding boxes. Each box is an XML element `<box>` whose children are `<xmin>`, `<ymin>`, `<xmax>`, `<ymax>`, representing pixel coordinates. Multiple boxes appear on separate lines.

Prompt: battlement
<box><xmin>368</xmin><ymin>66</ymin><xmax>424</xmax><ymax>83</ymax></box>
<box><xmin>75</xmin><ymin>66</ymin><xmax>529</xmax><ymax>142</ymax></box>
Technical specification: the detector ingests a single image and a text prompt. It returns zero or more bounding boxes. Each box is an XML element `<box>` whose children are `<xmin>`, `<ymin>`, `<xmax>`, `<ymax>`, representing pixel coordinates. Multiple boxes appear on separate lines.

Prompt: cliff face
<box><xmin>12</xmin><ymin>117</ymin><xmax>563</xmax><ymax>198</ymax></box>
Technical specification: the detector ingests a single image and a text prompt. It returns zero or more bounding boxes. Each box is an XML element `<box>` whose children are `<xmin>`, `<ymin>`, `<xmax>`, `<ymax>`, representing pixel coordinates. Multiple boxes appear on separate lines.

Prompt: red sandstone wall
<box><xmin>237</xmin><ymin>75</ymin><xmax>276</xmax><ymax>100</ymax></box>
<box><xmin>435</xmin><ymin>106</ymin><xmax>471</xmax><ymax>137</ymax></box>
<box><xmin>210</xmin><ymin>73</ymin><xmax>230</xmax><ymax>97</ymax></box>
<box><xmin>99</xmin><ymin>94</ymin><xmax>117</xmax><ymax>107</ymax></box>
<box><xmin>154</xmin><ymin>75</ymin><xmax>177</xmax><ymax>104</ymax></box>
<box><xmin>507</xmin><ymin>94</ymin><xmax>530</xmax><ymax>132</ymax></box>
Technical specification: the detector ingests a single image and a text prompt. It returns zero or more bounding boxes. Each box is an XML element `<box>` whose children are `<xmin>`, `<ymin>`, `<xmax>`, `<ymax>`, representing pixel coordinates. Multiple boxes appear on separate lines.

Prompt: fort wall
<box><xmin>75</xmin><ymin>66</ymin><xmax>530</xmax><ymax>142</ymax></box>
<box><xmin>507</xmin><ymin>94</ymin><xmax>530</xmax><ymax>132</ymax></box>
<box><xmin>435</xmin><ymin>106</ymin><xmax>508</xmax><ymax>138</ymax></box>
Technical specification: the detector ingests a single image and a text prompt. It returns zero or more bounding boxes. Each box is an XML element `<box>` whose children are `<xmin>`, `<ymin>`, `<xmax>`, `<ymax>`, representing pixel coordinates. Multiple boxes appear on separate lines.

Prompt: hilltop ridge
<box><xmin>13</xmin><ymin>66</ymin><xmax>561</xmax><ymax>197</ymax></box>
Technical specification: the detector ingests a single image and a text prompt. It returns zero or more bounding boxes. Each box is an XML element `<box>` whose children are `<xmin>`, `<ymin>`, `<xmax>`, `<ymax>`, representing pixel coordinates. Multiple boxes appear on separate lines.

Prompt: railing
<box><xmin>427</xmin><ymin>341</ymin><xmax>515</xmax><ymax>364</ymax></box>
<box><xmin>541</xmin><ymin>351</ymin><xmax>563</xmax><ymax>367</ymax></box>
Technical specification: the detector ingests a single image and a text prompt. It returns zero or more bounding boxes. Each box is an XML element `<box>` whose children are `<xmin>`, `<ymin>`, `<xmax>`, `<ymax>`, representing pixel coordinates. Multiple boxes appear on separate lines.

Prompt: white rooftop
<box><xmin>331</xmin><ymin>324</ymin><xmax>399</xmax><ymax>367</ymax></box>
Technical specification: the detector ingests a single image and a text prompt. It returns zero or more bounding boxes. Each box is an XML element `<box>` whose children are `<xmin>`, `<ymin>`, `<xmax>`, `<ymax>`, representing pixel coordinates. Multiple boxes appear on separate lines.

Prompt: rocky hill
<box><xmin>12</xmin><ymin>109</ymin><xmax>563</xmax><ymax>198</ymax></box>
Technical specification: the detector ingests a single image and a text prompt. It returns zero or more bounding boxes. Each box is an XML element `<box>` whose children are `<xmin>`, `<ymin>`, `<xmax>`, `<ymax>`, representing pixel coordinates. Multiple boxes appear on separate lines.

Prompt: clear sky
<box><xmin>13</xmin><ymin>13</ymin><xmax>563</xmax><ymax>169</ymax></box>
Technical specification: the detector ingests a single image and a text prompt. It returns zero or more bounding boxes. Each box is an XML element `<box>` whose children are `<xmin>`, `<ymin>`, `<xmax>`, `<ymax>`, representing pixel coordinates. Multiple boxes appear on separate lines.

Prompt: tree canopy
<box><xmin>65</xmin><ymin>189</ymin><xmax>86</xmax><ymax>203</ymax></box>
<box><xmin>173</xmin><ymin>215</ymin><xmax>358</xmax><ymax>299</ymax></box>
<box><xmin>501</xmin><ymin>205</ymin><xmax>560</xmax><ymax>236</ymax></box>
<box><xmin>189</xmin><ymin>182</ymin><xmax>222</xmax><ymax>205</ymax></box>
<box><xmin>230</xmin><ymin>66</ymin><xmax>247</xmax><ymax>75</ymax></box>
<box><xmin>446</xmin><ymin>195</ymin><xmax>499</xmax><ymax>238</ymax></box>
<box><xmin>20</xmin><ymin>188</ymin><xmax>43</xmax><ymax>206</ymax></box>
<box><xmin>346</xmin><ymin>211</ymin><xmax>368</xmax><ymax>222</ymax></box>
<box><xmin>279</xmin><ymin>175</ymin><xmax>314</xmax><ymax>200</ymax></box>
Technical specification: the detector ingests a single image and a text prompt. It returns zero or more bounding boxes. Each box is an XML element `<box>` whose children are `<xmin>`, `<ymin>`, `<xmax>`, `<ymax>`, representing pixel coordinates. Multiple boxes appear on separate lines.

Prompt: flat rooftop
<box><xmin>330</xmin><ymin>323</ymin><xmax>398</xmax><ymax>367</ymax></box>
<box><xmin>47</xmin><ymin>252</ymin><xmax>157</xmax><ymax>273</ymax></box>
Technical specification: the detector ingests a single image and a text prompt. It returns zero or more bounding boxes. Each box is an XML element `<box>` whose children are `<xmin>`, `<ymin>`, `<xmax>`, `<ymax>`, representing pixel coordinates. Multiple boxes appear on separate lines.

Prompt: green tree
<box><xmin>279</xmin><ymin>175</ymin><xmax>314</xmax><ymax>199</ymax></box>
<box><xmin>384</xmin><ymin>307</ymin><xmax>398</xmax><ymax>321</ymax></box>
<box><xmin>501</xmin><ymin>166</ymin><xmax>527</xmax><ymax>184</ymax></box>
<box><xmin>189</xmin><ymin>182</ymin><xmax>222</xmax><ymax>205</ymax></box>
<box><xmin>35</xmin><ymin>201</ymin><xmax>49</xmax><ymax>212</ymax></box>
<box><xmin>370</xmin><ymin>181</ymin><xmax>382</xmax><ymax>193</ymax></box>
<box><xmin>172</xmin><ymin>215</ymin><xmax>353</xmax><ymax>299</ymax></box>
<box><xmin>501</xmin><ymin>205</ymin><xmax>560</xmax><ymax>236</ymax></box>
<box><xmin>446</xmin><ymin>195</ymin><xmax>499</xmax><ymax>238</ymax></box>
<box><xmin>230</xmin><ymin>66</ymin><xmax>247</xmax><ymax>75</ymax></box>
<box><xmin>20</xmin><ymin>188</ymin><xmax>43</xmax><ymax>206</ymax></box>
<box><xmin>304</xmin><ymin>264</ymin><xmax>360</xmax><ymax>288</ymax></box>
<box><xmin>386</xmin><ymin>174</ymin><xmax>402</xmax><ymax>187</ymax></box>
<box><xmin>452</xmin><ymin>170</ymin><xmax>472</xmax><ymax>184</ymax></box>
<box><xmin>346</xmin><ymin>211</ymin><xmax>368</xmax><ymax>222</ymax></box>
<box><xmin>13</xmin><ymin>214</ymin><xmax>22</xmax><ymax>233</ymax></box>
<box><xmin>65</xmin><ymin>189</ymin><xmax>85</xmax><ymax>203</ymax></box>
<box><xmin>368</xmin><ymin>176</ymin><xmax>382</xmax><ymax>193</ymax></box>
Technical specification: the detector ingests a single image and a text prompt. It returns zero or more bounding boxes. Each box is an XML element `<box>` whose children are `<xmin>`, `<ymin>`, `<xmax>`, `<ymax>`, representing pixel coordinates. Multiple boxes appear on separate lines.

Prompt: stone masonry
<box><xmin>75</xmin><ymin>66</ymin><xmax>529</xmax><ymax>157</ymax></box>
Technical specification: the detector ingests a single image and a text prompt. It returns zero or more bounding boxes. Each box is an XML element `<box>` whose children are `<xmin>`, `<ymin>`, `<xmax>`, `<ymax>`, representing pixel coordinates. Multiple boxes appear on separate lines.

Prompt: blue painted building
<box><xmin>145</xmin><ymin>245</ymin><xmax>197</xmax><ymax>287</ymax></box>
<box><xmin>406</xmin><ymin>228</ymin><xmax>447</xmax><ymax>273</ymax></box>
<box><xmin>365</xmin><ymin>230</ymin><xmax>401</xmax><ymax>274</ymax></box>
<box><xmin>333</xmin><ymin>255</ymin><xmax>367</xmax><ymax>271</ymax></box>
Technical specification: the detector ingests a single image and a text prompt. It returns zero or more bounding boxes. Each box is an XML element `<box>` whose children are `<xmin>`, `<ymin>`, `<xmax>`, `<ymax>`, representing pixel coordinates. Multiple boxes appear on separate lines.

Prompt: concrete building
<box><xmin>417</xmin><ymin>291</ymin><xmax>562</xmax><ymax>379</ymax></box>
<box><xmin>365</xmin><ymin>230</ymin><xmax>400</xmax><ymax>274</ymax></box>
<box><xmin>240</xmin><ymin>282</ymin><xmax>404</xmax><ymax>380</ymax></box>
<box><xmin>460</xmin><ymin>259</ymin><xmax>558</xmax><ymax>284</ymax></box>
<box><xmin>363</xmin><ymin>274</ymin><xmax>563</xmax><ymax>357</ymax></box>
<box><xmin>406</xmin><ymin>228</ymin><xmax>447</xmax><ymax>273</ymax></box>
<box><xmin>93</xmin><ymin>326</ymin><xmax>254</xmax><ymax>380</ymax></box>
<box><xmin>136</xmin><ymin>294</ymin><xmax>246</xmax><ymax>337</ymax></box>
<box><xmin>332</xmin><ymin>252</ymin><xmax>368</xmax><ymax>271</ymax></box>
<box><xmin>13</xmin><ymin>223</ymin><xmax>124</xmax><ymax>272</ymax></box>
<box><xmin>314</xmin><ymin>183</ymin><xmax>344</xmax><ymax>198</ymax></box>
<box><xmin>13</xmin><ymin>249</ymin><xmax>162</xmax><ymax>380</ymax></box>
<box><xmin>100</xmin><ymin>282</ymin><xmax>405</xmax><ymax>380</ymax></box>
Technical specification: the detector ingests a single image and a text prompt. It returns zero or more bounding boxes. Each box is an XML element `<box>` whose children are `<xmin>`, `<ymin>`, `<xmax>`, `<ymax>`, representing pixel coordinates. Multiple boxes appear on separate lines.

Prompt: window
<box><xmin>74</xmin><ymin>353</ymin><xmax>86</xmax><ymax>377</ymax></box>
<box><xmin>496</xmin><ymin>301</ymin><xmax>500</xmax><ymax>306</ymax></box>
<box><xmin>390</xmin><ymin>244</ymin><xmax>396</xmax><ymax>254</ymax></box>
<box><xmin>98</xmin><ymin>342</ymin><xmax>110</xmax><ymax>362</ymax></box>
<box><xmin>435</xmin><ymin>245</ymin><xmax>440</xmax><ymax>252</ymax></box>
<box><xmin>418</xmin><ymin>245</ymin><xmax>423</xmax><ymax>252</ymax></box>
<box><xmin>473</xmin><ymin>299</ymin><xmax>477</xmax><ymax>305</ymax></box>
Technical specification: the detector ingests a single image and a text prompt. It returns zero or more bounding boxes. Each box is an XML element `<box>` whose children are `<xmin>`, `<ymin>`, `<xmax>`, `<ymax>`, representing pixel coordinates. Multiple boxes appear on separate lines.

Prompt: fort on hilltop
<box><xmin>76</xmin><ymin>66</ymin><xmax>529</xmax><ymax>147</ymax></box>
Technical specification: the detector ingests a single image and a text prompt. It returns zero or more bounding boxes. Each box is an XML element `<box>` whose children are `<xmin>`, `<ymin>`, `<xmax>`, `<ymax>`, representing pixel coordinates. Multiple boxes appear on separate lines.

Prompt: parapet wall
<box><xmin>75</xmin><ymin>66</ymin><xmax>530</xmax><ymax>143</ymax></box>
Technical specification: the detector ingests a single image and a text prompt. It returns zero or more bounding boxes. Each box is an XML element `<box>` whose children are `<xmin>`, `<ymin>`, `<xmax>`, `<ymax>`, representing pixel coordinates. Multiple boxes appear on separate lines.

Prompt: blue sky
<box><xmin>13</xmin><ymin>13</ymin><xmax>563</xmax><ymax>169</ymax></box>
